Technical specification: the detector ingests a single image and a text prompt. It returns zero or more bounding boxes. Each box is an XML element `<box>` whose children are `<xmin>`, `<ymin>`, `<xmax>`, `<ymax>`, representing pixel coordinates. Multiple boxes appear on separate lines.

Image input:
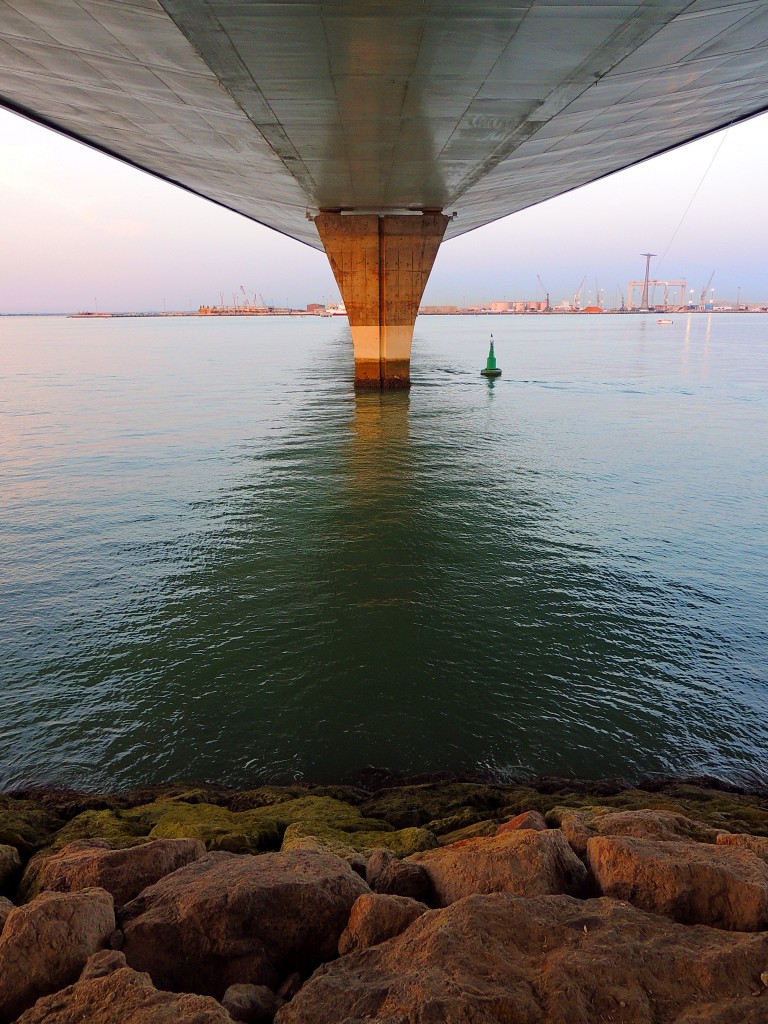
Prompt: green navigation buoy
<box><xmin>481</xmin><ymin>334</ymin><xmax>502</xmax><ymax>378</ymax></box>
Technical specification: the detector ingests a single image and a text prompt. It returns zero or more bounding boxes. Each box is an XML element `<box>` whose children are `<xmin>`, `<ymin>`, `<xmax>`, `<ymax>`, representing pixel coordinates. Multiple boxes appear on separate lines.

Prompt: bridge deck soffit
<box><xmin>1</xmin><ymin>1</ymin><xmax>767</xmax><ymax>247</ymax></box>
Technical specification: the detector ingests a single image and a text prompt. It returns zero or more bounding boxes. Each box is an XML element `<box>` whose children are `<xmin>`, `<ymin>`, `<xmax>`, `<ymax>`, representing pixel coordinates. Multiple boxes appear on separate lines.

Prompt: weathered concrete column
<box><xmin>315</xmin><ymin>212</ymin><xmax>449</xmax><ymax>388</ymax></box>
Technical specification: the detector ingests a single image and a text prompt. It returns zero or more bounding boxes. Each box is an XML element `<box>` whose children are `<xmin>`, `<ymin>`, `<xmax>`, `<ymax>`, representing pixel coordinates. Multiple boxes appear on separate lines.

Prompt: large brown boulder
<box><xmin>587</xmin><ymin>835</ymin><xmax>768</xmax><ymax>930</ymax></box>
<box><xmin>407</xmin><ymin>828</ymin><xmax>587</xmax><ymax>906</ymax></box>
<box><xmin>121</xmin><ymin>850</ymin><xmax>369</xmax><ymax>997</ymax></box>
<box><xmin>372</xmin><ymin>859</ymin><xmax>432</xmax><ymax>902</ymax></box>
<box><xmin>551</xmin><ymin>806</ymin><xmax>721</xmax><ymax>857</ymax></box>
<box><xmin>0</xmin><ymin>888</ymin><xmax>114</xmax><ymax>1023</ymax></box>
<box><xmin>79</xmin><ymin>949</ymin><xmax>128</xmax><ymax>980</ymax></box>
<box><xmin>13</xmin><ymin>966</ymin><xmax>232</xmax><ymax>1023</ymax></box>
<box><xmin>497</xmin><ymin>809</ymin><xmax>547</xmax><ymax>834</ymax></box>
<box><xmin>338</xmin><ymin>893</ymin><xmax>427</xmax><ymax>955</ymax></box>
<box><xmin>364</xmin><ymin>849</ymin><xmax>395</xmax><ymax>888</ymax></box>
<box><xmin>717</xmin><ymin>832</ymin><xmax>768</xmax><ymax>864</ymax></box>
<box><xmin>21</xmin><ymin>838</ymin><xmax>206</xmax><ymax>907</ymax></box>
<box><xmin>274</xmin><ymin>893</ymin><xmax>768</xmax><ymax>1024</ymax></box>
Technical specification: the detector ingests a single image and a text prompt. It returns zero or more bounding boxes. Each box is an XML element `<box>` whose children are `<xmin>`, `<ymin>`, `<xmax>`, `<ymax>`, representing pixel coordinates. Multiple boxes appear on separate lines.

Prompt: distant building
<box><xmin>306</xmin><ymin>303</ymin><xmax>324</xmax><ymax>312</ymax></box>
<box><xmin>420</xmin><ymin>305</ymin><xmax>459</xmax><ymax>314</ymax></box>
<box><xmin>490</xmin><ymin>301</ymin><xmax>513</xmax><ymax>311</ymax></box>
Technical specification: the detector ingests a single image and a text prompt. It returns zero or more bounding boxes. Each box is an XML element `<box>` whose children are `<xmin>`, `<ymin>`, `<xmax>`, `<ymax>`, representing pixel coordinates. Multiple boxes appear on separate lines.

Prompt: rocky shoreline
<box><xmin>1</xmin><ymin>774</ymin><xmax>768</xmax><ymax>1022</ymax></box>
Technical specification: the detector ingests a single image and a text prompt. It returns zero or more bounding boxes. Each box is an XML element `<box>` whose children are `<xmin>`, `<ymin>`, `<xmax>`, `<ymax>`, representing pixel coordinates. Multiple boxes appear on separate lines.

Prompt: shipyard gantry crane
<box><xmin>700</xmin><ymin>272</ymin><xmax>716</xmax><ymax>310</ymax></box>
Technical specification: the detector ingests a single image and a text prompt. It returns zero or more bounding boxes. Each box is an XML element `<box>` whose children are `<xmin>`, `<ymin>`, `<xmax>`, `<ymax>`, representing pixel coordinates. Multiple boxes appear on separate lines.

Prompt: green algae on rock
<box><xmin>47</xmin><ymin>810</ymin><xmax>150</xmax><ymax>852</ymax></box>
<box><xmin>436</xmin><ymin>819</ymin><xmax>499</xmax><ymax>846</ymax></box>
<box><xmin>3</xmin><ymin>777</ymin><xmax>766</xmax><ymax>871</ymax></box>
<box><xmin>281</xmin><ymin>821</ymin><xmax>436</xmax><ymax>858</ymax></box>
<box><xmin>359</xmin><ymin>782</ymin><xmax>513</xmax><ymax>830</ymax></box>
<box><xmin>541</xmin><ymin>786</ymin><xmax>768</xmax><ymax>838</ymax></box>
<box><xmin>33</xmin><ymin>794</ymin><xmax>434</xmax><ymax>861</ymax></box>
<box><xmin>0</xmin><ymin>799</ymin><xmax>64</xmax><ymax>856</ymax></box>
<box><xmin>142</xmin><ymin>804</ymin><xmax>282</xmax><ymax>855</ymax></box>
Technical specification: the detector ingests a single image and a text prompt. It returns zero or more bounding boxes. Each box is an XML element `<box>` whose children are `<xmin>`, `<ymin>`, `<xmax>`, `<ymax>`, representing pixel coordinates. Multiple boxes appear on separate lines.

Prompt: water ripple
<box><xmin>1</xmin><ymin>313</ymin><xmax>766</xmax><ymax>789</ymax></box>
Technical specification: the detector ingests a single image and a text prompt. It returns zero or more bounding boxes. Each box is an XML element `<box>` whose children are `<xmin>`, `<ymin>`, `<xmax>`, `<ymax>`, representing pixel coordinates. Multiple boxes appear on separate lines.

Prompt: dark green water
<box><xmin>1</xmin><ymin>313</ymin><xmax>766</xmax><ymax>790</ymax></box>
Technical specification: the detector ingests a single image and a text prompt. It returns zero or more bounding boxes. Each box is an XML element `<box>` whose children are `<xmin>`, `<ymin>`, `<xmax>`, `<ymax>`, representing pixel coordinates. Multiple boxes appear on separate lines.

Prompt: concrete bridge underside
<box><xmin>3</xmin><ymin>1</ymin><xmax>768</xmax><ymax>385</ymax></box>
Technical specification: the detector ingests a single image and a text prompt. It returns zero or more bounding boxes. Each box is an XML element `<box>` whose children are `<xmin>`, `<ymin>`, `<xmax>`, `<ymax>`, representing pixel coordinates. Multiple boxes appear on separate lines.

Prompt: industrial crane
<box><xmin>573</xmin><ymin>275</ymin><xmax>586</xmax><ymax>310</ymax></box>
<box><xmin>700</xmin><ymin>271</ymin><xmax>715</xmax><ymax>309</ymax></box>
<box><xmin>537</xmin><ymin>275</ymin><xmax>551</xmax><ymax>311</ymax></box>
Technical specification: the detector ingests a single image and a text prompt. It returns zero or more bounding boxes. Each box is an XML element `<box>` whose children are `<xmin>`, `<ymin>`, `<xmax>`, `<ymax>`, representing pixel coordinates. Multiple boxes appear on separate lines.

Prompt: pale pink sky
<box><xmin>1</xmin><ymin>105</ymin><xmax>767</xmax><ymax>313</ymax></box>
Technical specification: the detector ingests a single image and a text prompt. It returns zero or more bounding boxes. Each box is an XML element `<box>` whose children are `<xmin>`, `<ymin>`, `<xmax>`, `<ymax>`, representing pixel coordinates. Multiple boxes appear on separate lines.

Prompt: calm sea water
<box><xmin>1</xmin><ymin>312</ymin><xmax>766</xmax><ymax>791</ymax></box>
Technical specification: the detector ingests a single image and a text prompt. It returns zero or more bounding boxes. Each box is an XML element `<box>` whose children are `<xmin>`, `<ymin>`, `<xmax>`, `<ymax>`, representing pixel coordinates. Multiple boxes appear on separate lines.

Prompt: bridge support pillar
<box><xmin>315</xmin><ymin>212</ymin><xmax>449</xmax><ymax>388</ymax></box>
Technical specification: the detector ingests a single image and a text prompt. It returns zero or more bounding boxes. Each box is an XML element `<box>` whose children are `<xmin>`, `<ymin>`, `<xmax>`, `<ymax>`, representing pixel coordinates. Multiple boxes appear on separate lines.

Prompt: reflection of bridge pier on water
<box><xmin>346</xmin><ymin>390</ymin><xmax>411</xmax><ymax>501</ymax></box>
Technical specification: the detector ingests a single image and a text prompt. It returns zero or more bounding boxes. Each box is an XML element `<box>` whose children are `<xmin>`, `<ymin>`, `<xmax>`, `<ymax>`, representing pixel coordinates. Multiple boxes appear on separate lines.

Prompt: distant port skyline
<box><xmin>57</xmin><ymin>293</ymin><xmax>768</xmax><ymax>319</ymax></box>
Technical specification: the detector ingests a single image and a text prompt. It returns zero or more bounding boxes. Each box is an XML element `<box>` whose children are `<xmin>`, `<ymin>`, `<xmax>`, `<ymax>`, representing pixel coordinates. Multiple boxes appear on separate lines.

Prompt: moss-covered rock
<box><xmin>497</xmin><ymin>787</ymin><xmax>568</xmax><ymax>819</ymax></box>
<box><xmin>0</xmin><ymin>800</ymin><xmax>65</xmax><ymax>856</ymax></box>
<box><xmin>114</xmin><ymin>783</ymin><xmax>235</xmax><ymax>809</ymax></box>
<box><xmin>226</xmin><ymin>785</ymin><xmax>369</xmax><ymax>811</ymax></box>
<box><xmin>281</xmin><ymin>821</ymin><xmax>437</xmax><ymax>858</ymax></box>
<box><xmin>274</xmin><ymin>796</ymin><xmax>436</xmax><ymax>857</ymax></box>
<box><xmin>540</xmin><ymin>788</ymin><xmax>768</xmax><ymax>838</ymax></box>
<box><xmin>377</xmin><ymin>827</ymin><xmax>438</xmax><ymax>857</ymax></box>
<box><xmin>267</xmin><ymin>795</ymin><xmax>435</xmax><ymax>857</ymax></box>
<box><xmin>644</xmin><ymin>789</ymin><xmax>768</xmax><ymax>836</ymax></box>
<box><xmin>437</xmin><ymin>820</ymin><xmax>499</xmax><ymax>846</ymax></box>
<box><xmin>360</xmin><ymin>783</ymin><xmax>512</xmax><ymax>830</ymax></box>
<box><xmin>426</xmin><ymin>807</ymin><xmax>498</xmax><ymax>836</ymax></box>
<box><xmin>5</xmin><ymin>777</ymin><xmax>765</xmax><ymax>869</ymax></box>
<box><xmin>3</xmin><ymin>788</ymin><xmax>124</xmax><ymax>821</ymax></box>
<box><xmin>267</xmin><ymin>796</ymin><xmax>391</xmax><ymax>834</ymax></box>
<box><xmin>122</xmin><ymin>799</ymin><xmax>207</xmax><ymax>832</ymax></box>
<box><xmin>280</xmin><ymin>822</ymin><xmax>360</xmax><ymax>858</ymax></box>
<box><xmin>47</xmin><ymin>810</ymin><xmax>150</xmax><ymax>851</ymax></box>
<box><xmin>144</xmin><ymin>803</ymin><xmax>281</xmax><ymax>854</ymax></box>
<box><xmin>362</xmin><ymin>781</ymin><xmax>768</xmax><ymax>841</ymax></box>
<box><xmin>225</xmin><ymin>786</ymin><xmax>308</xmax><ymax>812</ymax></box>
<box><xmin>303</xmin><ymin>785</ymin><xmax>369</xmax><ymax>806</ymax></box>
<box><xmin>48</xmin><ymin>795</ymin><xmax>397</xmax><ymax>857</ymax></box>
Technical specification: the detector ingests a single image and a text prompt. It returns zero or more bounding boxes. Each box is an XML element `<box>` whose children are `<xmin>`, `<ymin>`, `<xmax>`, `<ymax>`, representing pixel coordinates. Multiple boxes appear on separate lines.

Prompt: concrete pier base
<box><xmin>315</xmin><ymin>212</ymin><xmax>448</xmax><ymax>388</ymax></box>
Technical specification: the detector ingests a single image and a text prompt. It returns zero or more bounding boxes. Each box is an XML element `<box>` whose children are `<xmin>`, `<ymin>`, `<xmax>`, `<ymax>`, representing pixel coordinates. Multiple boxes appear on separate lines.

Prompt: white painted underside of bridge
<box><xmin>1</xmin><ymin>0</ymin><xmax>768</xmax><ymax>248</ymax></box>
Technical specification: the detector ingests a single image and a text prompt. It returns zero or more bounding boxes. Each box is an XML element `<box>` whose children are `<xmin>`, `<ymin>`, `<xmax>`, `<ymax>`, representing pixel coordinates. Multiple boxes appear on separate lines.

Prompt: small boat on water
<box><xmin>481</xmin><ymin>334</ymin><xmax>502</xmax><ymax>378</ymax></box>
<box><xmin>657</xmin><ymin>318</ymin><xmax>673</xmax><ymax>324</ymax></box>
